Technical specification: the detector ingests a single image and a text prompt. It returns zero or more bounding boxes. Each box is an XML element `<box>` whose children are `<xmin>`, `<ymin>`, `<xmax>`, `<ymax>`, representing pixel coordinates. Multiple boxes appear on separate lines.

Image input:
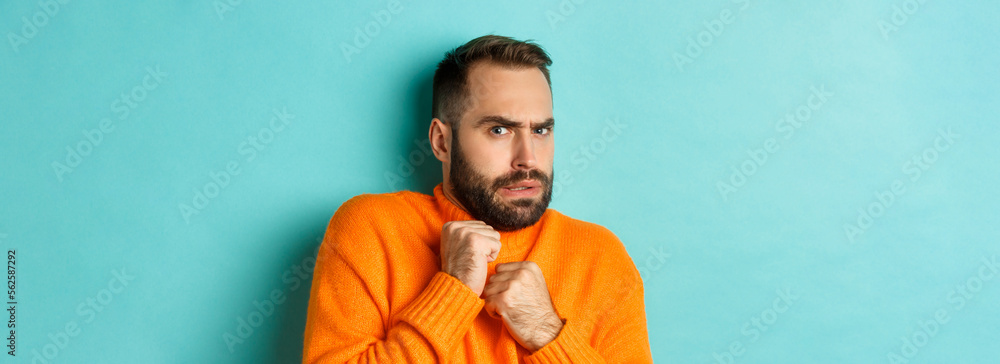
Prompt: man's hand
<box><xmin>483</xmin><ymin>261</ymin><xmax>564</xmax><ymax>352</ymax></box>
<box><xmin>440</xmin><ymin>220</ymin><xmax>502</xmax><ymax>296</ymax></box>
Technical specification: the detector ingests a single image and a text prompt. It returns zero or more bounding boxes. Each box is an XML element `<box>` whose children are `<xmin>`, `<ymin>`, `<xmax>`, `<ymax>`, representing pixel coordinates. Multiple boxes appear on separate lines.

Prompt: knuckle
<box><xmin>459</xmin><ymin>229</ymin><xmax>476</xmax><ymax>241</ymax></box>
<box><xmin>508</xmin><ymin>280</ymin><xmax>521</xmax><ymax>291</ymax></box>
<box><xmin>517</xmin><ymin>269</ymin><xmax>531</xmax><ymax>280</ymax></box>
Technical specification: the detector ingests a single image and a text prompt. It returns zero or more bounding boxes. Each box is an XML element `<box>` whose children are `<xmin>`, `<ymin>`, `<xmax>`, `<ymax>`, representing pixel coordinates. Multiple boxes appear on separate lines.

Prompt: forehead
<box><xmin>461</xmin><ymin>61</ymin><xmax>552</xmax><ymax>125</ymax></box>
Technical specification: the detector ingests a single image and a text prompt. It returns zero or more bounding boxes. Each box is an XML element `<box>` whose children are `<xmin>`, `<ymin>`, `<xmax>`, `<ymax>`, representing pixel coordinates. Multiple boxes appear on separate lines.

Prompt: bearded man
<box><xmin>303</xmin><ymin>35</ymin><xmax>653</xmax><ymax>363</ymax></box>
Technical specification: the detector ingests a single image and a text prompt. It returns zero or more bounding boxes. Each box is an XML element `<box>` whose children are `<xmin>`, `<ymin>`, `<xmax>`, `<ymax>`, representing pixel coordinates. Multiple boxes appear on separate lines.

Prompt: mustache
<box><xmin>493</xmin><ymin>169</ymin><xmax>549</xmax><ymax>189</ymax></box>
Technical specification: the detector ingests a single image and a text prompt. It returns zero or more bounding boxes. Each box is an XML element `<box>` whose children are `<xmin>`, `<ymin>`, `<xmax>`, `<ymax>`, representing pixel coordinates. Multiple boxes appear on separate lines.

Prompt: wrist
<box><xmin>528</xmin><ymin>313</ymin><xmax>565</xmax><ymax>352</ymax></box>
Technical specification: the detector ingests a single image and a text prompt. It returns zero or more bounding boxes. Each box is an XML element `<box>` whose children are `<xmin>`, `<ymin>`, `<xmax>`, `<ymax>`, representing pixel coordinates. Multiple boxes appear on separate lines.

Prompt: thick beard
<box><xmin>448</xmin><ymin>133</ymin><xmax>553</xmax><ymax>232</ymax></box>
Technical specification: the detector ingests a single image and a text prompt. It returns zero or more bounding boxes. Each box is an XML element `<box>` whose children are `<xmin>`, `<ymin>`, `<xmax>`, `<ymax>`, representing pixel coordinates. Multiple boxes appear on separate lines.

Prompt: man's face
<box><xmin>447</xmin><ymin>61</ymin><xmax>554</xmax><ymax>232</ymax></box>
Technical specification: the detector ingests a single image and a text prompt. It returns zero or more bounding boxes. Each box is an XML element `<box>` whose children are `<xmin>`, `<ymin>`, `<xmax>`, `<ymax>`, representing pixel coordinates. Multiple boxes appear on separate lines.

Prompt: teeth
<box><xmin>510</xmin><ymin>187</ymin><xmax>529</xmax><ymax>190</ymax></box>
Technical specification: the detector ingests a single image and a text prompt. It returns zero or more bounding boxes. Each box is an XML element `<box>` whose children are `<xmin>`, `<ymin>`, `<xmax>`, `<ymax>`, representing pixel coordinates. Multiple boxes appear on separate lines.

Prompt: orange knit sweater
<box><xmin>302</xmin><ymin>183</ymin><xmax>652</xmax><ymax>363</ymax></box>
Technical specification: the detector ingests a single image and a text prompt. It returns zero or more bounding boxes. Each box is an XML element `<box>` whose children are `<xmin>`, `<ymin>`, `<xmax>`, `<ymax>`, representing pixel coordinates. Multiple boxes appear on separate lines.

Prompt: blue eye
<box><xmin>491</xmin><ymin>126</ymin><xmax>509</xmax><ymax>135</ymax></box>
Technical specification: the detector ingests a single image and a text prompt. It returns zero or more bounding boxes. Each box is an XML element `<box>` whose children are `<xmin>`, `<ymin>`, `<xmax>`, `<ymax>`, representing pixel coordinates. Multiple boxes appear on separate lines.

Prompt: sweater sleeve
<box><xmin>302</xmin><ymin>198</ymin><xmax>484</xmax><ymax>363</ymax></box>
<box><xmin>524</xmin><ymin>272</ymin><xmax>654</xmax><ymax>363</ymax></box>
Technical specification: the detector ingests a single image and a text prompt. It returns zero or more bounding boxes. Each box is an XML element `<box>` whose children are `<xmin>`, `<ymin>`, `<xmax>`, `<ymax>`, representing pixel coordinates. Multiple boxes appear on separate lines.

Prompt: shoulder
<box><xmin>544</xmin><ymin>209</ymin><xmax>625</xmax><ymax>249</ymax></box>
<box><xmin>542</xmin><ymin>209</ymin><xmax>638</xmax><ymax>275</ymax></box>
<box><xmin>329</xmin><ymin>189</ymin><xmax>431</xmax><ymax>225</ymax></box>
<box><xmin>321</xmin><ymin>190</ymin><xmax>432</xmax><ymax>254</ymax></box>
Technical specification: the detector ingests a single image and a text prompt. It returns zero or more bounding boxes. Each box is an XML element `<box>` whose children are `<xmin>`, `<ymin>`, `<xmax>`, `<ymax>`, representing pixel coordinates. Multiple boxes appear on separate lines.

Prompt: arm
<box><xmin>302</xmin><ymin>201</ymin><xmax>484</xmax><ymax>363</ymax></box>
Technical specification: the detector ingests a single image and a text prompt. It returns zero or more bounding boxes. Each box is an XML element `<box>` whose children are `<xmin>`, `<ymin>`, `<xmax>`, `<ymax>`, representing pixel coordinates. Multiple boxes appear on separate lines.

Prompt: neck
<box><xmin>442</xmin><ymin>181</ymin><xmax>471</xmax><ymax>216</ymax></box>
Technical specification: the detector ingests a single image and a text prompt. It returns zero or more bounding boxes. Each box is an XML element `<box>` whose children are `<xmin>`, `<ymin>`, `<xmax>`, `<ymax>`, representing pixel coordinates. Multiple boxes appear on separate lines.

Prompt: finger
<box><xmin>470</xmin><ymin>226</ymin><xmax>501</xmax><ymax>240</ymax></box>
<box><xmin>485</xmin><ymin>227</ymin><xmax>501</xmax><ymax>240</ymax></box>
<box><xmin>466</xmin><ymin>221</ymin><xmax>499</xmax><ymax>234</ymax></box>
<box><xmin>487</xmin><ymin>270</ymin><xmax>516</xmax><ymax>284</ymax></box>
<box><xmin>478</xmin><ymin>240</ymin><xmax>501</xmax><ymax>262</ymax></box>
<box><xmin>444</xmin><ymin>220</ymin><xmax>481</xmax><ymax>233</ymax></box>
<box><xmin>480</xmin><ymin>236</ymin><xmax>502</xmax><ymax>260</ymax></box>
<box><xmin>482</xmin><ymin>280</ymin><xmax>507</xmax><ymax>297</ymax></box>
<box><xmin>495</xmin><ymin>261</ymin><xmax>526</xmax><ymax>273</ymax></box>
<box><xmin>523</xmin><ymin>260</ymin><xmax>540</xmax><ymax>273</ymax></box>
<box><xmin>451</xmin><ymin>221</ymin><xmax>486</xmax><ymax>234</ymax></box>
<box><xmin>465</xmin><ymin>226</ymin><xmax>501</xmax><ymax>243</ymax></box>
<box><xmin>484</xmin><ymin>298</ymin><xmax>502</xmax><ymax>319</ymax></box>
<box><xmin>461</xmin><ymin>227</ymin><xmax>493</xmax><ymax>238</ymax></box>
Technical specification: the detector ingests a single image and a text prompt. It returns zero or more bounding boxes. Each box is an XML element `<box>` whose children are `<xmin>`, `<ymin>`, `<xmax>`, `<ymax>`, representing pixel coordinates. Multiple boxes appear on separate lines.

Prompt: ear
<box><xmin>429</xmin><ymin>118</ymin><xmax>451</xmax><ymax>163</ymax></box>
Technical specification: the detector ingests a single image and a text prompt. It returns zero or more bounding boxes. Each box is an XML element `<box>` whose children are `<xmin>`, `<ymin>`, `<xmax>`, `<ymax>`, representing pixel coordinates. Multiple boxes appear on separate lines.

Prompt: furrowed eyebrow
<box><xmin>473</xmin><ymin>115</ymin><xmax>555</xmax><ymax>130</ymax></box>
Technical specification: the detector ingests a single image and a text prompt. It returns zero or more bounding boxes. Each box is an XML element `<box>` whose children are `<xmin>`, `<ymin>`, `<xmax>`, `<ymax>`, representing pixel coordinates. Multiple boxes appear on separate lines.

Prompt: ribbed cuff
<box><xmin>396</xmin><ymin>271</ymin><xmax>484</xmax><ymax>353</ymax></box>
<box><xmin>524</xmin><ymin>318</ymin><xmax>602</xmax><ymax>364</ymax></box>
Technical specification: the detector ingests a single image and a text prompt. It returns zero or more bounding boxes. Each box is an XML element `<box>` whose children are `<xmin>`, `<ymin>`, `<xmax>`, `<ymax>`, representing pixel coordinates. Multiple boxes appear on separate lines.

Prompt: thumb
<box><xmin>484</xmin><ymin>299</ymin><xmax>502</xmax><ymax>319</ymax></box>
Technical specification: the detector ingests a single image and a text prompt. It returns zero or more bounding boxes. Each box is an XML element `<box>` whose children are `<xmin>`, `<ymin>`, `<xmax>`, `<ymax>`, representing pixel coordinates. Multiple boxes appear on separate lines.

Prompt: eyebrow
<box><xmin>472</xmin><ymin>115</ymin><xmax>555</xmax><ymax>130</ymax></box>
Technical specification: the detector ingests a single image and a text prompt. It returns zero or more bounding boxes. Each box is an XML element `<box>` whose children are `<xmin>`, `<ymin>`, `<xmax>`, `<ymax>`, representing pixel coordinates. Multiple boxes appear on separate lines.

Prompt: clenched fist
<box><xmin>440</xmin><ymin>220</ymin><xmax>502</xmax><ymax>296</ymax></box>
<box><xmin>483</xmin><ymin>261</ymin><xmax>564</xmax><ymax>352</ymax></box>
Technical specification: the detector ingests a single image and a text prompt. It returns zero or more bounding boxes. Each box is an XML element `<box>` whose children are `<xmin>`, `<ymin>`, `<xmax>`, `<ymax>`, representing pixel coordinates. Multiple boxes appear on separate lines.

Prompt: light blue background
<box><xmin>2</xmin><ymin>1</ymin><xmax>998</xmax><ymax>363</ymax></box>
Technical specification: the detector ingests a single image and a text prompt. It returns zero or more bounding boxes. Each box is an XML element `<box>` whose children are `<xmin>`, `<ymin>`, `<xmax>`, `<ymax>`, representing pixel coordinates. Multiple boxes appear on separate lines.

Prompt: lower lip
<box><xmin>501</xmin><ymin>186</ymin><xmax>540</xmax><ymax>197</ymax></box>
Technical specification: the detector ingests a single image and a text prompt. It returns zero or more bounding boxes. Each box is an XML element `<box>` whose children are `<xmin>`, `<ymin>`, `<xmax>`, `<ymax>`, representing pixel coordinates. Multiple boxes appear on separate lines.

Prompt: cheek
<box><xmin>465</xmin><ymin>141</ymin><xmax>509</xmax><ymax>172</ymax></box>
<box><xmin>540</xmin><ymin>144</ymin><xmax>555</xmax><ymax>161</ymax></box>
<box><xmin>465</xmin><ymin>152</ymin><xmax>506</xmax><ymax>184</ymax></box>
<box><xmin>536</xmin><ymin>145</ymin><xmax>555</xmax><ymax>169</ymax></box>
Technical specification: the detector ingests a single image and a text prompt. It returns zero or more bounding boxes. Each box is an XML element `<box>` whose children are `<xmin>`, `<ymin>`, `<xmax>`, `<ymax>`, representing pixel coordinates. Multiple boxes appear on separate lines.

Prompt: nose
<box><xmin>511</xmin><ymin>131</ymin><xmax>537</xmax><ymax>170</ymax></box>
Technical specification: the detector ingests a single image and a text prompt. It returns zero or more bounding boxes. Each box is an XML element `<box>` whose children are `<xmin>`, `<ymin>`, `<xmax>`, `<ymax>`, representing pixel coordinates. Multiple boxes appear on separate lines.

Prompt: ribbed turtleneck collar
<box><xmin>432</xmin><ymin>182</ymin><xmax>545</xmax><ymax>256</ymax></box>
